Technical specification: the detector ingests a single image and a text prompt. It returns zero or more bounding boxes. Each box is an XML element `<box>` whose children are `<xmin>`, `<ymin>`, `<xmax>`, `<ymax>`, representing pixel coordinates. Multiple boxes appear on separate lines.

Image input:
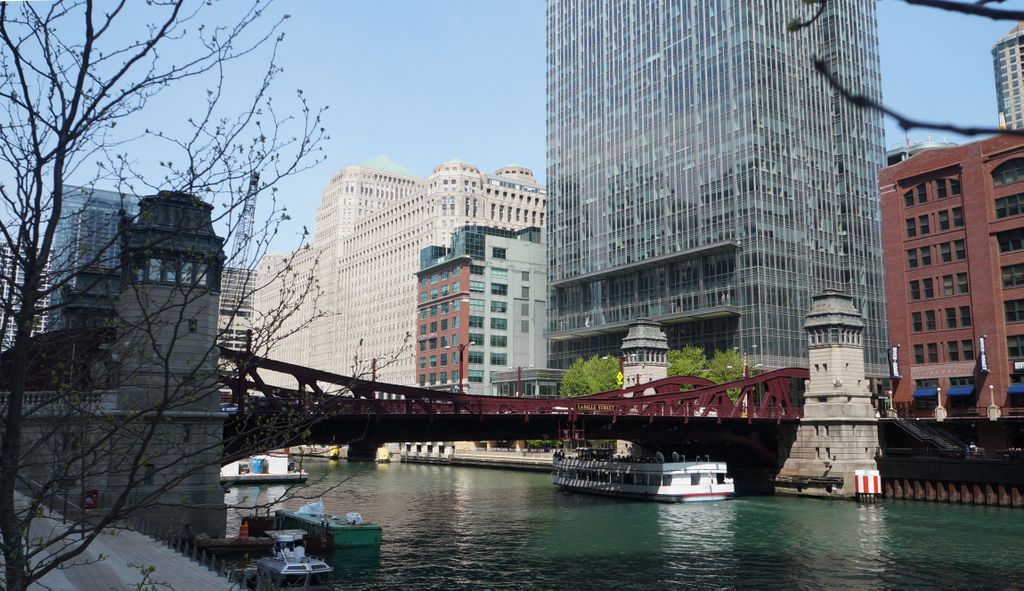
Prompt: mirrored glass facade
<box><xmin>546</xmin><ymin>0</ymin><xmax>887</xmax><ymax>376</ymax></box>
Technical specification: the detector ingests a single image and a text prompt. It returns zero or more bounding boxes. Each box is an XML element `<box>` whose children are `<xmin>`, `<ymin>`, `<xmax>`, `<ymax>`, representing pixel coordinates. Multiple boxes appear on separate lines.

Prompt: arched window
<box><xmin>992</xmin><ymin>158</ymin><xmax>1024</xmax><ymax>187</ymax></box>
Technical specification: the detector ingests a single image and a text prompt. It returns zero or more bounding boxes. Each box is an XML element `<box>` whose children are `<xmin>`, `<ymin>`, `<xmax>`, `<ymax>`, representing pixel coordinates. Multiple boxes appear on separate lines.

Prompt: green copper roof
<box><xmin>356</xmin><ymin>155</ymin><xmax>418</xmax><ymax>178</ymax></box>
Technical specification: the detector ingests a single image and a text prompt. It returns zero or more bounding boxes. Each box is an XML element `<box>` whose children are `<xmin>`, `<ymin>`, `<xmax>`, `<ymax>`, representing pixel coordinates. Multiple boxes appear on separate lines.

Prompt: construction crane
<box><xmin>231</xmin><ymin>172</ymin><xmax>259</xmax><ymax>264</ymax></box>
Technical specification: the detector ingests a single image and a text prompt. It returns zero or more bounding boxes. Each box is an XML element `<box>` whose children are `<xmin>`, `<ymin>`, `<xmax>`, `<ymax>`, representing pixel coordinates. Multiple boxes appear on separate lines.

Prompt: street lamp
<box><xmin>452</xmin><ymin>341</ymin><xmax>475</xmax><ymax>395</ymax></box>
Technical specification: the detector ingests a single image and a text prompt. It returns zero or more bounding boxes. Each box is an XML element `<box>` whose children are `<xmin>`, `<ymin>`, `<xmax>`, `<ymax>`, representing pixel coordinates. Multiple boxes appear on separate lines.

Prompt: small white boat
<box><xmin>552</xmin><ymin>447</ymin><xmax>734</xmax><ymax>503</ymax></box>
<box><xmin>246</xmin><ymin>530</ymin><xmax>333</xmax><ymax>591</ymax></box>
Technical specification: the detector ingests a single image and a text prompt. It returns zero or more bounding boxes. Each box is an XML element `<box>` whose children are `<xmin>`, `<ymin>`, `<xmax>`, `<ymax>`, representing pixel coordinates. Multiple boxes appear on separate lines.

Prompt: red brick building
<box><xmin>881</xmin><ymin>135</ymin><xmax>1024</xmax><ymax>428</ymax></box>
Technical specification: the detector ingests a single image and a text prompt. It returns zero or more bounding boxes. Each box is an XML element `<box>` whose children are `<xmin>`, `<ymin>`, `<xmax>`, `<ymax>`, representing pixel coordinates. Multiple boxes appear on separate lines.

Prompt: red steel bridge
<box><xmin>221</xmin><ymin>348</ymin><xmax>809</xmax><ymax>468</ymax></box>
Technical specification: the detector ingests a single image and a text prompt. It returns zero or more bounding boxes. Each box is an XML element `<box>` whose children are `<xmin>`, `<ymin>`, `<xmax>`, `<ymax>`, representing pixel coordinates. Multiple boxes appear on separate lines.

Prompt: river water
<box><xmin>226</xmin><ymin>460</ymin><xmax>1024</xmax><ymax>589</ymax></box>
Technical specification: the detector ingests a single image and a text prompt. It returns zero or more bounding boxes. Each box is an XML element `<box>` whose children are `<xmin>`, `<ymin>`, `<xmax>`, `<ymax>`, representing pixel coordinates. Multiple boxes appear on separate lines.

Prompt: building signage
<box><xmin>576</xmin><ymin>403</ymin><xmax>615</xmax><ymax>412</ymax></box>
<box><xmin>888</xmin><ymin>346</ymin><xmax>901</xmax><ymax>379</ymax></box>
<box><xmin>1014</xmin><ymin>360</ymin><xmax>1024</xmax><ymax>373</ymax></box>
<box><xmin>979</xmin><ymin>336</ymin><xmax>989</xmax><ymax>374</ymax></box>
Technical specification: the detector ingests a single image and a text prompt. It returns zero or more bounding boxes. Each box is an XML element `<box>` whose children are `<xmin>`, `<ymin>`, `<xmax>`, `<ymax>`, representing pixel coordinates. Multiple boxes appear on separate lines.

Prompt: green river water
<box><xmin>225</xmin><ymin>460</ymin><xmax>1024</xmax><ymax>589</ymax></box>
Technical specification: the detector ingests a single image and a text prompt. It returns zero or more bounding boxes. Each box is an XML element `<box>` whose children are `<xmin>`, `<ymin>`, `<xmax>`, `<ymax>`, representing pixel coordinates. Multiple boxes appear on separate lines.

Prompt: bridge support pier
<box><xmin>776</xmin><ymin>291</ymin><xmax>880</xmax><ymax>499</ymax></box>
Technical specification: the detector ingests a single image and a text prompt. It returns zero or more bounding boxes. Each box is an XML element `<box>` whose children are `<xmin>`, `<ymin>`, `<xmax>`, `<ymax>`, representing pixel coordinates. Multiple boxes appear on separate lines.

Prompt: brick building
<box><xmin>881</xmin><ymin>135</ymin><xmax>1024</xmax><ymax>435</ymax></box>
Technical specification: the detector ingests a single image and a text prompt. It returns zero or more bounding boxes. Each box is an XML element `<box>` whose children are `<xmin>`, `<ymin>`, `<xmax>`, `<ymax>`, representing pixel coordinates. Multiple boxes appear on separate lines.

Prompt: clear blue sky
<box><xmin>77</xmin><ymin>1</ymin><xmax>1017</xmax><ymax>252</ymax></box>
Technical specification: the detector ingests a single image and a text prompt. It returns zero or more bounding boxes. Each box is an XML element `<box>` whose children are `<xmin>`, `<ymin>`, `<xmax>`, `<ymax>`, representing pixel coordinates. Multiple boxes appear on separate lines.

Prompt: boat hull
<box><xmin>276</xmin><ymin>511</ymin><xmax>382</xmax><ymax>551</ymax></box>
<box><xmin>556</xmin><ymin>484</ymin><xmax>732</xmax><ymax>503</ymax></box>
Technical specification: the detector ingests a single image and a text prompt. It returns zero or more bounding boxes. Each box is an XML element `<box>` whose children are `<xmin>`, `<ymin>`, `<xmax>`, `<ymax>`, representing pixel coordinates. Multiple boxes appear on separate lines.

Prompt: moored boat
<box><xmin>276</xmin><ymin>502</ymin><xmax>382</xmax><ymax>552</ymax></box>
<box><xmin>552</xmin><ymin>447</ymin><xmax>734</xmax><ymax>502</ymax></box>
<box><xmin>246</xmin><ymin>530</ymin><xmax>333</xmax><ymax>591</ymax></box>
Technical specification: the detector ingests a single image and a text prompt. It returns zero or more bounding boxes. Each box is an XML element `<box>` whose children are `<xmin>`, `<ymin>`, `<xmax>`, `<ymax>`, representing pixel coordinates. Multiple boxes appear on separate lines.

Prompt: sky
<box><xmin>61</xmin><ymin>1</ymin><xmax>1018</xmax><ymax>253</ymax></box>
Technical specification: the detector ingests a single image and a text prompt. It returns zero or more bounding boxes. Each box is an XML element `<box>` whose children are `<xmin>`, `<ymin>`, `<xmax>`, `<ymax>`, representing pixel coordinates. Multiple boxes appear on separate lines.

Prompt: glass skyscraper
<box><xmin>546</xmin><ymin>0</ymin><xmax>887</xmax><ymax>376</ymax></box>
<box><xmin>994</xmin><ymin>22</ymin><xmax>1024</xmax><ymax>130</ymax></box>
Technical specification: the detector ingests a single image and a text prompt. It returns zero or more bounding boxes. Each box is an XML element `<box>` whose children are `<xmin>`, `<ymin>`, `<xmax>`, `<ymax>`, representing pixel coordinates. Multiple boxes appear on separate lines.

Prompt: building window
<box><xmin>430</xmin><ymin>288</ymin><xmax>438</xmax><ymax>300</ymax></box>
<box><xmin>492</xmin><ymin>247</ymin><xmax>506</xmax><ymax>260</ymax></box>
<box><xmin>957</xmin><ymin>272</ymin><xmax>969</xmax><ymax>294</ymax></box>
<box><xmin>937</xmin><ymin>210</ymin><xmax>949</xmax><ymax>231</ymax></box>
<box><xmin>420</xmin><ymin>308</ymin><xmax>428</xmax><ymax>319</ymax></box>
<box><xmin>491</xmin><ymin>300</ymin><xmax>507</xmax><ymax>313</ymax></box>
<box><xmin>962</xmin><ymin>339</ymin><xmax>974</xmax><ymax>360</ymax></box>
<box><xmin>925</xmin><ymin>310</ymin><xmax>936</xmax><ymax>331</ymax></box>
<box><xmin>188</xmin><ymin>319</ymin><xmax>198</xmax><ymax>333</ymax></box>
<box><xmin>490</xmin><ymin>353</ymin><xmax>507</xmax><ymax>366</ymax></box>
<box><xmin>950</xmin><ymin>179</ymin><xmax>961</xmax><ymax>196</ymax></box>
<box><xmin>469</xmin><ymin>315</ymin><xmax>484</xmax><ymax>328</ymax></box>
<box><xmin>491</xmin><ymin>317</ymin><xmax>507</xmax><ymax>330</ymax></box>
<box><xmin>420</xmin><ymin>323</ymin><xmax>427</xmax><ymax>336</ymax></box>
<box><xmin>936</xmin><ymin>179</ymin><xmax>948</xmax><ymax>199</ymax></box>
<box><xmin>1007</xmin><ymin>300</ymin><xmax>1024</xmax><ymax>323</ymax></box>
<box><xmin>430</xmin><ymin>305</ymin><xmax>438</xmax><ymax>317</ymax></box>
<box><xmin>995</xmin><ymin>193</ymin><xmax>1024</xmax><ymax>218</ymax></box>
<box><xmin>954</xmin><ymin>239</ymin><xmax>966</xmax><ymax>260</ymax></box>
<box><xmin>468</xmin><ymin>351</ymin><xmax>484</xmax><ymax>364</ymax></box>
<box><xmin>927</xmin><ymin>343</ymin><xmax>938</xmax><ymax>363</ymax></box>
<box><xmin>490</xmin><ymin>335</ymin><xmax>507</xmax><ymax>347</ymax></box>
<box><xmin>905</xmin><ymin>218</ymin><xmax>917</xmax><ymax>238</ymax></box>
<box><xmin>429</xmin><ymin>355</ymin><xmax>437</xmax><ymax>368</ymax></box>
<box><xmin>922</xmin><ymin>278</ymin><xmax>934</xmax><ymax>299</ymax></box>
<box><xmin>419</xmin><ymin>357</ymin><xmax>426</xmax><ymax>369</ymax></box>
<box><xmin>916</xmin><ymin>183</ymin><xmax>928</xmax><ymax>204</ymax></box>
<box><xmin>903</xmin><ymin>189</ymin><xmax>914</xmax><ymax>208</ymax></box>
<box><xmin>917</xmin><ymin>214</ymin><xmax>929</xmax><ymax>235</ymax></box>
<box><xmin>429</xmin><ymin>373</ymin><xmax>437</xmax><ymax>385</ymax></box>
<box><xmin>470</xmin><ymin>265</ymin><xmax>484</xmax><ymax>275</ymax></box>
<box><xmin>441</xmin><ymin>302</ymin><xmax>449</xmax><ymax>314</ymax></box>
<box><xmin>440</xmin><ymin>353</ymin><xmax>448</xmax><ymax>366</ymax></box>
<box><xmin>945</xmin><ymin>307</ymin><xmax>957</xmax><ymax>329</ymax></box>
<box><xmin>959</xmin><ymin>306</ymin><xmax>972</xmax><ymax>327</ymax></box>
<box><xmin>440</xmin><ymin>319</ymin><xmax>448</xmax><ymax>331</ymax></box>
<box><xmin>1003</xmin><ymin>264</ymin><xmax>1024</xmax><ymax>287</ymax></box>
<box><xmin>911</xmin><ymin>312</ymin><xmax>922</xmax><ymax>332</ymax></box>
<box><xmin>914</xmin><ymin>344</ymin><xmax>924</xmax><ymax>363</ymax></box>
<box><xmin>440</xmin><ymin>372</ymin><xmax>448</xmax><ymax>384</ymax></box>
<box><xmin>491</xmin><ymin>267</ymin><xmax>508</xmax><ymax>278</ymax></box>
<box><xmin>939</xmin><ymin>242</ymin><xmax>951</xmax><ymax>263</ymax></box>
<box><xmin>521</xmin><ymin>271</ymin><xmax>530</xmax><ymax>281</ymax></box>
<box><xmin>1009</xmin><ymin>335</ymin><xmax>1024</xmax><ymax>357</ymax></box>
<box><xmin>429</xmin><ymin>321</ymin><xmax>437</xmax><ymax>333</ymax></box>
<box><xmin>452</xmin><ymin>316</ymin><xmax>460</xmax><ymax>328</ymax></box>
<box><xmin>491</xmin><ymin>283</ymin><xmax>508</xmax><ymax>296</ymax></box>
<box><xmin>992</xmin><ymin>158</ymin><xmax>1024</xmax><ymax>186</ymax></box>
<box><xmin>521</xmin><ymin>319</ymin><xmax>530</xmax><ymax>333</ymax></box>
<box><xmin>947</xmin><ymin>341</ymin><xmax>960</xmax><ymax>362</ymax></box>
<box><xmin>452</xmin><ymin>281</ymin><xmax>461</xmax><ymax>293</ymax></box>
<box><xmin>469</xmin><ymin>280</ymin><xmax>485</xmax><ymax>293</ymax></box>
<box><xmin>952</xmin><ymin>206</ymin><xmax>964</xmax><ymax>227</ymax></box>
<box><xmin>440</xmin><ymin>335</ymin><xmax>448</xmax><ymax>348</ymax></box>
<box><xmin>469</xmin><ymin>332</ymin><xmax>484</xmax><ymax>345</ymax></box>
<box><xmin>999</xmin><ymin>229</ymin><xmax>1024</xmax><ymax>253</ymax></box>
<box><xmin>451</xmin><ymin>370</ymin><xmax>459</xmax><ymax>384</ymax></box>
<box><xmin>468</xmin><ymin>369</ymin><xmax>484</xmax><ymax>383</ymax></box>
<box><xmin>419</xmin><ymin>375</ymin><xmax>426</xmax><ymax>386</ymax></box>
<box><xmin>942</xmin><ymin>275</ymin><xmax>954</xmax><ymax>297</ymax></box>
<box><xmin>521</xmin><ymin>286</ymin><xmax>530</xmax><ymax>299</ymax></box>
<box><xmin>907</xmin><ymin>249</ymin><xmax>918</xmax><ymax>269</ymax></box>
<box><xmin>419</xmin><ymin>340</ymin><xmax>426</xmax><ymax>352</ymax></box>
<box><xmin>470</xmin><ymin>299</ymin><xmax>485</xmax><ymax>312</ymax></box>
<box><xmin>919</xmin><ymin>246</ymin><xmax>932</xmax><ymax>267</ymax></box>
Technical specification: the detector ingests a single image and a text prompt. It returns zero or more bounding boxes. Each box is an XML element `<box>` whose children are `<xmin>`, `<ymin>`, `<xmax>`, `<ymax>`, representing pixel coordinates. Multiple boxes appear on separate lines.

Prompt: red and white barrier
<box><xmin>855</xmin><ymin>469</ymin><xmax>881</xmax><ymax>496</ymax></box>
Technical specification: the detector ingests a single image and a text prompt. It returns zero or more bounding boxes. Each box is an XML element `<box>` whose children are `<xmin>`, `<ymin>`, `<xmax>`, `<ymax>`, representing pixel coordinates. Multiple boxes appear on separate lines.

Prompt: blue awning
<box><xmin>1009</xmin><ymin>383</ymin><xmax>1024</xmax><ymax>395</ymax></box>
<box><xmin>946</xmin><ymin>386</ymin><xmax>975</xmax><ymax>397</ymax></box>
<box><xmin>912</xmin><ymin>387</ymin><xmax>938</xmax><ymax>398</ymax></box>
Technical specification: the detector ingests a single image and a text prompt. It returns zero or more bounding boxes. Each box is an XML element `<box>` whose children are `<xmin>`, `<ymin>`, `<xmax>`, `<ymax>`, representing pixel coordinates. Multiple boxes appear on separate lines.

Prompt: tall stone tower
<box><xmin>109</xmin><ymin>191</ymin><xmax>227</xmax><ymax>535</ymax></box>
<box><xmin>621</xmin><ymin>319</ymin><xmax>669</xmax><ymax>391</ymax></box>
<box><xmin>776</xmin><ymin>290</ymin><xmax>880</xmax><ymax>498</ymax></box>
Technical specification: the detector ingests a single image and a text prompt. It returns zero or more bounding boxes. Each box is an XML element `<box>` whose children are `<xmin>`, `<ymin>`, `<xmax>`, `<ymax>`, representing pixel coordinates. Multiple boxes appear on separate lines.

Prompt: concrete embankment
<box><xmin>402</xmin><ymin>449</ymin><xmax>553</xmax><ymax>472</ymax></box>
<box><xmin>14</xmin><ymin>494</ymin><xmax>232</xmax><ymax>590</ymax></box>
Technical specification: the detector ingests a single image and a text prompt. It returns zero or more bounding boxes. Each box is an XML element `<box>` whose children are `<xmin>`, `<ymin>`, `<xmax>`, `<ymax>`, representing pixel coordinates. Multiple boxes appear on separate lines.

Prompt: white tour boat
<box><xmin>552</xmin><ymin>447</ymin><xmax>734</xmax><ymax>502</ymax></box>
<box><xmin>246</xmin><ymin>530</ymin><xmax>333</xmax><ymax>591</ymax></box>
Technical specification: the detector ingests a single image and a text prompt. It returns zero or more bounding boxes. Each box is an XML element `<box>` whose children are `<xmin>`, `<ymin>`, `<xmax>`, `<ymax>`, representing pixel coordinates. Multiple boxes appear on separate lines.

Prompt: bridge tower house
<box><xmin>108</xmin><ymin>191</ymin><xmax>227</xmax><ymax>535</ymax></box>
<box><xmin>776</xmin><ymin>290</ymin><xmax>880</xmax><ymax>498</ymax></box>
<box><xmin>620</xmin><ymin>319</ymin><xmax>669</xmax><ymax>393</ymax></box>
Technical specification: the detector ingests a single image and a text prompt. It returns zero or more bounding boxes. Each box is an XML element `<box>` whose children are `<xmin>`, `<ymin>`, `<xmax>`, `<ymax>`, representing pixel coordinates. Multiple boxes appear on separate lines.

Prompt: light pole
<box><xmin>455</xmin><ymin>341</ymin><xmax>475</xmax><ymax>395</ymax></box>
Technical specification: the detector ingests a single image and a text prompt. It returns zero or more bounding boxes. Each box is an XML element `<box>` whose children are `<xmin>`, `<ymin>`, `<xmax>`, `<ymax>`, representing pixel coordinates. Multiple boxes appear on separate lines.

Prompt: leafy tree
<box><xmin>559</xmin><ymin>355</ymin><xmax>620</xmax><ymax>397</ymax></box>
<box><xmin>706</xmin><ymin>349</ymin><xmax>745</xmax><ymax>401</ymax></box>
<box><xmin>0</xmin><ymin>2</ymin><xmax>339</xmax><ymax>589</ymax></box>
<box><xmin>667</xmin><ymin>346</ymin><xmax>709</xmax><ymax>379</ymax></box>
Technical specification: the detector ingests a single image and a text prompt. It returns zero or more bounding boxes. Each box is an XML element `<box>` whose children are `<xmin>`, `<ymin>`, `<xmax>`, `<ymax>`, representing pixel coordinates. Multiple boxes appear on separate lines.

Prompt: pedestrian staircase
<box><xmin>890</xmin><ymin>412</ymin><xmax>966</xmax><ymax>451</ymax></box>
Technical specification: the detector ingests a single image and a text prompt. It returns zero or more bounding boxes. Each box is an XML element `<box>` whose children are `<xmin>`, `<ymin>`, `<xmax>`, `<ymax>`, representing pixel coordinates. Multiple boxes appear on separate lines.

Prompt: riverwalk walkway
<box><xmin>9</xmin><ymin>494</ymin><xmax>234</xmax><ymax>590</ymax></box>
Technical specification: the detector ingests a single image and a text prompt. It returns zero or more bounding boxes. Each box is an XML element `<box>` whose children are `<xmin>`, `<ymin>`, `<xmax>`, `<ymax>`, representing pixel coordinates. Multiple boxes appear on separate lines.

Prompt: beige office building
<box><xmin>256</xmin><ymin>156</ymin><xmax>546</xmax><ymax>385</ymax></box>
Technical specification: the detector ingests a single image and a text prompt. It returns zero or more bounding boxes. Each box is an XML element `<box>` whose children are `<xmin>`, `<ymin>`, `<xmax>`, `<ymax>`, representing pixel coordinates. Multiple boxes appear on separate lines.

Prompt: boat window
<box><xmin>611</xmin><ymin>471</ymin><xmax>622</xmax><ymax>484</ymax></box>
<box><xmin>691</xmin><ymin>473</ymin><xmax>702</xmax><ymax>486</ymax></box>
<box><xmin>283</xmin><ymin>574</ymin><xmax>309</xmax><ymax>588</ymax></box>
<box><xmin>662</xmin><ymin>475</ymin><xmax>672</xmax><ymax>486</ymax></box>
<box><xmin>717</xmin><ymin>473</ymin><xmax>726</xmax><ymax>484</ymax></box>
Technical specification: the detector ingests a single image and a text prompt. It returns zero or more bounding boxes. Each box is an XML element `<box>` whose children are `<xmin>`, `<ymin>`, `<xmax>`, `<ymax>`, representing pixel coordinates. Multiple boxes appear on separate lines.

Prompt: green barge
<box><xmin>275</xmin><ymin>510</ymin><xmax>382</xmax><ymax>552</ymax></box>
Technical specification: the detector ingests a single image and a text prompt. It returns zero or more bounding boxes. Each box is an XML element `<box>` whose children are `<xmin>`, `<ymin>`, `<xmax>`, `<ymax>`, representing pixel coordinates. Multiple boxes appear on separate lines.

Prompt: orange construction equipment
<box><xmin>239</xmin><ymin>520</ymin><xmax>249</xmax><ymax>542</ymax></box>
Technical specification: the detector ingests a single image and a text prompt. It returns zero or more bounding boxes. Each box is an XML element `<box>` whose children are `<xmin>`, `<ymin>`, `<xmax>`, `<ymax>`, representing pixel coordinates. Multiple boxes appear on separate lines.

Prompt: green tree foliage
<box><xmin>559</xmin><ymin>355</ymin><xmax>620</xmax><ymax>397</ymax></box>
<box><xmin>706</xmin><ymin>349</ymin><xmax>745</xmax><ymax>401</ymax></box>
<box><xmin>667</xmin><ymin>346</ymin><xmax>709</xmax><ymax>378</ymax></box>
